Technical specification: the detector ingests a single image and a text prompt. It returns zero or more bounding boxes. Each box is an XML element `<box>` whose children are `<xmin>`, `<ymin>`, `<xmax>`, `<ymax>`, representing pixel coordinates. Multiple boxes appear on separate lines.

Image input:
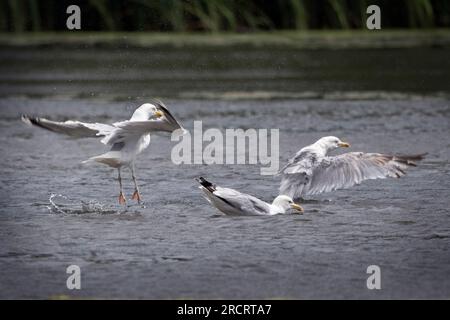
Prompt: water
<box><xmin>0</xmin><ymin>43</ymin><xmax>449</xmax><ymax>299</ymax></box>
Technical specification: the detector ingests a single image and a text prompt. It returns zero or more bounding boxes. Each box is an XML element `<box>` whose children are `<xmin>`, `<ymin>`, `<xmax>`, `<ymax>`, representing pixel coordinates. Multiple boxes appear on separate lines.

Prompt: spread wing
<box><xmin>21</xmin><ymin>115</ymin><xmax>114</xmax><ymax>138</ymax></box>
<box><xmin>22</xmin><ymin>111</ymin><xmax>185</xmax><ymax>147</ymax></box>
<box><xmin>280</xmin><ymin>152</ymin><xmax>425</xmax><ymax>198</ymax></box>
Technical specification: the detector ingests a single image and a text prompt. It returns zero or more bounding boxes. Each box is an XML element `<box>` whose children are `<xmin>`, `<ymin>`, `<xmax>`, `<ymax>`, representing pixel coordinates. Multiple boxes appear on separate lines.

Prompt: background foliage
<box><xmin>1</xmin><ymin>0</ymin><xmax>449</xmax><ymax>32</ymax></box>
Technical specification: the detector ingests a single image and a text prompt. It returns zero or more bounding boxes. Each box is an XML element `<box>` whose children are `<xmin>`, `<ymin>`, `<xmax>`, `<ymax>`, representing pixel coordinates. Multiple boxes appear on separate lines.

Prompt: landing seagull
<box><xmin>279</xmin><ymin>136</ymin><xmax>425</xmax><ymax>200</ymax></box>
<box><xmin>196</xmin><ymin>177</ymin><xmax>303</xmax><ymax>216</ymax></box>
<box><xmin>22</xmin><ymin>100</ymin><xmax>185</xmax><ymax>205</ymax></box>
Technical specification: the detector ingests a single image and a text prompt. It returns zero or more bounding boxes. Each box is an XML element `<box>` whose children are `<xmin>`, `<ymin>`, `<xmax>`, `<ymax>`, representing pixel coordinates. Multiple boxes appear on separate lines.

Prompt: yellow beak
<box><xmin>291</xmin><ymin>203</ymin><xmax>304</xmax><ymax>214</ymax></box>
<box><xmin>338</xmin><ymin>142</ymin><xmax>350</xmax><ymax>148</ymax></box>
<box><xmin>154</xmin><ymin>110</ymin><xmax>164</xmax><ymax>118</ymax></box>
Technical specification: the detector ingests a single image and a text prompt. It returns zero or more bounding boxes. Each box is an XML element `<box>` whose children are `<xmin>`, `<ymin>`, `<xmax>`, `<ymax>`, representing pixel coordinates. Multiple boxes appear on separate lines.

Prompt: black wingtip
<box><xmin>394</xmin><ymin>153</ymin><xmax>427</xmax><ymax>166</ymax></box>
<box><xmin>21</xmin><ymin>114</ymin><xmax>30</xmax><ymax>123</ymax></box>
<box><xmin>194</xmin><ymin>176</ymin><xmax>202</xmax><ymax>183</ymax></box>
<box><xmin>22</xmin><ymin>114</ymin><xmax>45</xmax><ymax>128</ymax></box>
<box><xmin>21</xmin><ymin>114</ymin><xmax>55</xmax><ymax>133</ymax></box>
<box><xmin>21</xmin><ymin>114</ymin><xmax>38</xmax><ymax>126</ymax></box>
<box><xmin>152</xmin><ymin>98</ymin><xmax>179</xmax><ymax>125</ymax></box>
<box><xmin>195</xmin><ymin>176</ymin><xmax>216</xmax><ymax>192</ymax></box>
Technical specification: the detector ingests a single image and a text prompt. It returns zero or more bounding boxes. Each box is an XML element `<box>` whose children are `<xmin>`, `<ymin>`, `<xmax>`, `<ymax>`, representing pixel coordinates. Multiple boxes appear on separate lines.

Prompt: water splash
<box><xmin>48</xmin><ymin>194</ymin><xmax>120</xmax><ymax>215</ymax></box>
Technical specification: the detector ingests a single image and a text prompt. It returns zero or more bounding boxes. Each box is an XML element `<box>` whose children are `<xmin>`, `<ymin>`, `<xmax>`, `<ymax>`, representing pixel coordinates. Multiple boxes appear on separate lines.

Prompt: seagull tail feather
<box><xmin>82</xmin><ymin>152</ymin><xmax>122</xmax><ymax>168</ymax></box>
<box><xmin>195</xmin><ymin>177</ymin><xmax>216</xmax><ymax>193</ymax></box>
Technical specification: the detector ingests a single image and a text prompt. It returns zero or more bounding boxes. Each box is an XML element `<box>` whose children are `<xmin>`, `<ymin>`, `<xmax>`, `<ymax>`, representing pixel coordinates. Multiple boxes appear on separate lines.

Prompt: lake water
<box><xmin>0</xmin><ymin>43</ymin><xmax>449</xmax><ymax>299</ymax></box>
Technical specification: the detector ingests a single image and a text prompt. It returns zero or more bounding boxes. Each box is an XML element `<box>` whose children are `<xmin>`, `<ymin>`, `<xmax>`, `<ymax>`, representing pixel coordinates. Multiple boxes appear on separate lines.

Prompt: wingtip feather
<box><xmin>195</xmin><ymin>177</ymin><xmax>216</xmax><ymax>192</ymax></box>
<box><xmin>21</xmin><ymin>114</ymin><xmax>33</xmax><ymax>125</ymax></box>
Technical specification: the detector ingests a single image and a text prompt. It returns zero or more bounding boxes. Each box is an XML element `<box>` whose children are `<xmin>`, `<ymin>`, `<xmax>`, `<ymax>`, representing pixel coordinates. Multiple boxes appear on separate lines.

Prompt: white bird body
<box><xmin>85</xmin><ymin>134</ymin><xmax>151</xmax><ymax>168</ymax></box>
<box><xmin>280</xmin><ymin>136</ymin><xmax>425</xmax><ymax>199</ymax></box>
<box><xmin>196</xmin><ymin>177</ymin><xmax>303</xmax><ymax>216</ymax></box>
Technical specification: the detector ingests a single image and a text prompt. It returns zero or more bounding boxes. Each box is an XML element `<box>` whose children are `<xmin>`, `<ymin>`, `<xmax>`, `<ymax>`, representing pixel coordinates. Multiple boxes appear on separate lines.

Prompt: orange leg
<box><xmin>118</xmin><ymin>168</ymin><xmax>126</xmax><ymax>205</ymax></box>
<box><xmin>131</xmin><ymin>165</ymin><xmax>142</xmax><ymax>204</ymax></box>
<box><xmin>119</xmin><ymin>192</ymin><xmax>126</xmax><ymax>205</ymax></box>
<box><xmin>131</xmin><ymin>190</ymin><xmax>142</xmax><ymax>203</ymax></box>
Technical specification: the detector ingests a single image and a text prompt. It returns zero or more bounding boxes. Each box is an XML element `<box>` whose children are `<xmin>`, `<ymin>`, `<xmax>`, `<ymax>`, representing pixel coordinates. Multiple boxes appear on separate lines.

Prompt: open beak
<box><xmin>291</xmin><ymin>203</ymin><xmax>304</xmax><ymax>214</ymax></box>
<box><xmin>154</xmin><ymin>110</ymin><xmax>164</xmax><ymax>118</ymax></box>
<box><xmin>338</xmin><ymin>141</ymin><xmax>350</xmax><ymax>148</ymax></box>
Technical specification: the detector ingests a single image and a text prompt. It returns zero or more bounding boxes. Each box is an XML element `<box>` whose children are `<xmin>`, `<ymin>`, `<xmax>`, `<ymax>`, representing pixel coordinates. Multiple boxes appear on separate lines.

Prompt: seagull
<box><xmin>279</xmin><ymin>136</ymin><xmax>426</xmax><ymax>200</ymax></box>
<box><xmin>21</xmin><ymin>100</ymin><xmax>185</xmax><ymax>205</ymax></box>
<box><xmin>196</xmin><ymin>177</ymin><xmax>303</xmax><ymax>216</ymax></box>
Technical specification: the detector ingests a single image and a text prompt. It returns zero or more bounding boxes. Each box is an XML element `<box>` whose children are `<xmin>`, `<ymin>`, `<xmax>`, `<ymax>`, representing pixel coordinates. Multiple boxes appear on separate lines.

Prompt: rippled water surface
<box><xmin>0</xmin><ymin>44</ymin><xmax>449</xmax><ymax>299</ymax></box>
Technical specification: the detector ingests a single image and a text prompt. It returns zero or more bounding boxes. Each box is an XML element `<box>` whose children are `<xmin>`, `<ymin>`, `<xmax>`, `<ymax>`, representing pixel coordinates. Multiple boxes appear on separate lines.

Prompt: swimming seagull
<box><xmin>279</xmin><ymin>136</ymin><xmax>426</xmax><ymax>199</ymax></box>
<box><xmin>196</xmin><ymin>177</ymin><xmax>303</xmax><ymax>216</ymax></box>
<box><xmin>22</xmin><ymin>101</ymin><xmax>185</xmax><ymax>205</ymax></box>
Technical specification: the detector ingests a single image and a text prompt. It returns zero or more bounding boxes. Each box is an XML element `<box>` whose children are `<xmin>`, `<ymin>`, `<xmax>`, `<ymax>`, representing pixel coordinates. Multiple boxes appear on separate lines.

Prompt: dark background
<box><xmin>1</xmin><ymin>0</ymin><xmax>449</xmax><ymax>32</ymax></box>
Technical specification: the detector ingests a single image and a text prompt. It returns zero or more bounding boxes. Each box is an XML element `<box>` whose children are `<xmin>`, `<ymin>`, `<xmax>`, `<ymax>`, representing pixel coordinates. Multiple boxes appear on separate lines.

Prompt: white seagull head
<box><xmin>272</xmin><ymin>195</ymin><xmax>303</xmax><ymax>214</ymax></box>
<box><xmin>131</xmin><ymin>103</ymin><xmax>164</xmax><ymax>121</ymax></box>
<box><xmin>315</xmin><ymin>136</ymin><xmax>350</xmax><ymax>153</ymax></box>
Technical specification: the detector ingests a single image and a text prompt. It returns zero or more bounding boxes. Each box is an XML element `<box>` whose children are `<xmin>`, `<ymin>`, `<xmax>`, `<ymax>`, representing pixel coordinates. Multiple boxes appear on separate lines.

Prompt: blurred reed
<box><xmin>1</xmin><ymin>0</ymin><xmax>448</xmax><ymax>32</ymax></box>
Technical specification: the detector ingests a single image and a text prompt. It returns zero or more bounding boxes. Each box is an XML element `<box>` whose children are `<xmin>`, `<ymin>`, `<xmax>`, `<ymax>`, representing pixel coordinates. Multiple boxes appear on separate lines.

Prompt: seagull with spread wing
<box><xmin>22</xmin><ymin>100</ymin><xmax>185</xmax><ymax>205</ymax></box>
<box><xmin>279</xmin><ymin>136</ymin><xmax>425</xmax><ymax>200</ymax></box>
<box><xmin>196</xmin><ymin>177</ymin><xmax>303</xmax><ymax>216</ymax></box>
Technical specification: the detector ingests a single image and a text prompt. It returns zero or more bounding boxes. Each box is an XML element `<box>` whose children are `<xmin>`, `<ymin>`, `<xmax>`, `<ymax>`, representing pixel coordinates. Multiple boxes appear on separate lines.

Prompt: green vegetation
<box><xmin>1</xmin><ymin>0</ymin><xmax>449</xmax><ymax>32</ymax></box>
<box><xmin>1</xmin><ymin>30</ymin><xmax>450</xmax><ymax>49</ymax></box>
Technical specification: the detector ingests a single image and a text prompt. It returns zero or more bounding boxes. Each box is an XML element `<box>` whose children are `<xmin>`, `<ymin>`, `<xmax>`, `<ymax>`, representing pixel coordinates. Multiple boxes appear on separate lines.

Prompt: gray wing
<box><xmin>21</xmin><ymin>115</ymin><xmax>114</xmax><ymax>139</ymax></box>
<box><xmin>213</xmin><ymin>187</ymin><xmax>272</xmax><ymax>215</ymax></box>
<box><xmin>101</xmin><ymin>118</ymin><xmax>185</xmax><ymax>146</ymax></box>
<box><xmin>279</xmin><ymin>150</ymin><xmax>317</xmax><ymax>198</ymax></box>
<box><xmin>198</xmin><ymin>186</ymin><xmax>270</xmax><ymax>215</ymax></box>
<box><xmin>195</xmin><ymin>176</ymin><xmax>271</xmax><ymax>215</ymax></box>
<box><xmin>281</xmin><ymin>152</ymin><xmax>425</xmax><ymax>198</ymax></box>
<box><xmin>279</xmin><ymin>149</ymin><xmax>318</xmax><ymax>175</ymax></box>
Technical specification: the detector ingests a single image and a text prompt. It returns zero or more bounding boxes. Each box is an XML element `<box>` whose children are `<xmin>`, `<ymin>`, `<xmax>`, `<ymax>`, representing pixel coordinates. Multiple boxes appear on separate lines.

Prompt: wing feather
<box><xmin>100</xmin><ymin>119</ymin><xmax>182</xmax><ymax>145</ymax></box>
<box><xmin>196</xmin><ymin>177</ymin><xmax>272</xmax><ymax>216</ymax></box>
<box><xmin>21</xmin><ymin>115</ymin><xmax>113</xmax><ymax>138</ymax></box>
<box><xmin>215</xmin><ymin>187</ymin><xmax>269</xmax><ymax>212</ymax></box>
<box><xmin>280</xmin><ymin>152</ymin><xmax>425</xmax><ymax>198</ymax></box>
